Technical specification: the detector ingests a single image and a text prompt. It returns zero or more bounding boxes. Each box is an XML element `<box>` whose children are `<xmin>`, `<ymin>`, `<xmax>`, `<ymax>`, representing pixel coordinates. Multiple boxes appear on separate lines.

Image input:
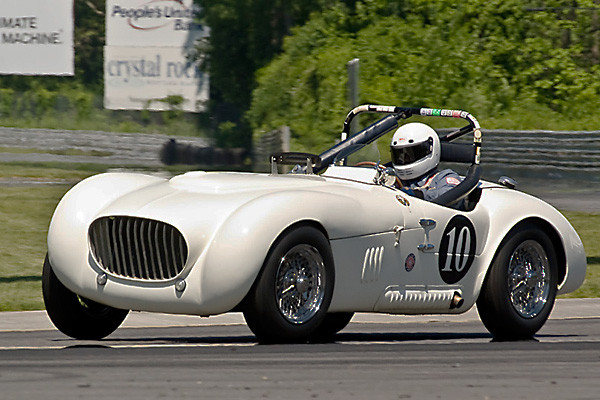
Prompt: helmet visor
<box><xmin>391</xmin><ymin>138</ymin><xmax>433</xmax><ymax>166</ymax></box>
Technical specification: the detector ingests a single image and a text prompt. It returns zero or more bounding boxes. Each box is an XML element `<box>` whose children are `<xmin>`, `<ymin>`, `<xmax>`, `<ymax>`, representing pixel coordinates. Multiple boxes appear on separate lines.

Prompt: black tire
<box><xmin>243</xmin><ymin>226</ymin><xmax>335</xmax><ymax>343</ymax></box>
<box><xmin>42</xmin><ymin>254</ymin><xmax>129</xmax><ymax>340</ymax></box>
<box><xmin>310</xmin><ymin>312</ymin><xmax>354</xmax><ymax>342</ymax></box>
<box><xmin>477</xmin><ymin>224</ymin><xmax>558</xmax><ymax>340</ymax></box>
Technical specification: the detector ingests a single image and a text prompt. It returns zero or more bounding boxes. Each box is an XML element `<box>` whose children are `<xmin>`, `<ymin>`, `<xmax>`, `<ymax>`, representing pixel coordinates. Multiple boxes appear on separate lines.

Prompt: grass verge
<box><xmin>0</xmin><ymin>185</ymin><xmax>68</xmax><ymax>311</ymax></box>
<box><xmin>558</xmin><ymin>211</ymin><xmax>600</xmax><ymax>299</ymax></box>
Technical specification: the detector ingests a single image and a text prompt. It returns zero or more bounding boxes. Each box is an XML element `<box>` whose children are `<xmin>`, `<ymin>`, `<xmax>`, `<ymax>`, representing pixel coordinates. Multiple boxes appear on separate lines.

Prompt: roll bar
<box><xmin>316</xmin><ymin>104</ymin><xmax>484</xmax><ymax>207</ymax></box>
<box><xmin>317</xmin><ymin>105</ymin><xmax>481</xmax><ymax>172</ymax></box>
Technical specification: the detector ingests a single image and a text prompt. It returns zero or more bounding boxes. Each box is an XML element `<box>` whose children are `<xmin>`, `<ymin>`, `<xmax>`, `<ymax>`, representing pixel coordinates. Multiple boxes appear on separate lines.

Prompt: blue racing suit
<box><xmin>400</xmin><ymin>168</ymin><xmax>462</xmax><ymax>204</ymax></box>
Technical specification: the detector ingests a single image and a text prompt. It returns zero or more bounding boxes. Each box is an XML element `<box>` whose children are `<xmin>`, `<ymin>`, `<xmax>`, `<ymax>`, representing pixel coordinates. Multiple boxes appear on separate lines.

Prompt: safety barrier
<box><xmin>439</xmin><ymin>129</ymin><xmax>600</xmax><ymax>183</ymax></box>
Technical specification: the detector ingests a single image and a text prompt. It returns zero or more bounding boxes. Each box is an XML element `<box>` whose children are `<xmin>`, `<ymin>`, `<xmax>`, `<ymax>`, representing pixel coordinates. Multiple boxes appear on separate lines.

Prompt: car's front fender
<box><xmin>47</xmin><ymin>173</ymin><xmax>166</xmax><ymax>292</ymax></box>
<box><xmin>198</xmin><ymin>189</ymin><xmax>365</xmax><ymax>312</ymax></box>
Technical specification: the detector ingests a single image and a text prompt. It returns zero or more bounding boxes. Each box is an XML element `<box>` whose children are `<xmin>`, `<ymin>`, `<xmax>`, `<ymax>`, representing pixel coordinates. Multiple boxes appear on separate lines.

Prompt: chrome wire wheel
<box><xmin>507</xmin><ymin>240</ymin><xmax>550</xmax><ymax>319</ymax></box>
<box><xmin>477</xmin><ymin>225</ymin><xmax>557</xmax><ymax>340</ymax></box>
<box><xmin>275</xmin><ymin>244</ymin><xmax>326</xmax><ymax>324</ymax></box>
<box><xmin>243</xmin><ymin>226</ymin><xmax>334</xmax><ymax>343</ymax></box>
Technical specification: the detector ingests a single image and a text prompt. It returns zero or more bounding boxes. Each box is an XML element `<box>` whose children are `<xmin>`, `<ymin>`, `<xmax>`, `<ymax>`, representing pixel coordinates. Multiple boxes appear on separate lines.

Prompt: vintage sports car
<box><xmin>43</xmin><ymin>105</ymin><xmax>587</xmax><ymax>343</ymax></box>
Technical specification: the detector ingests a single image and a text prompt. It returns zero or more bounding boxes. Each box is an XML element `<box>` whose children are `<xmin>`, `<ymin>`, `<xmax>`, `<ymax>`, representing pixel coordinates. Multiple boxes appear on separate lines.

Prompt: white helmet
<box><xmin>390</xmin><ymin>122</ymin><xmax>441</xmax><ymax>180</ymax></box>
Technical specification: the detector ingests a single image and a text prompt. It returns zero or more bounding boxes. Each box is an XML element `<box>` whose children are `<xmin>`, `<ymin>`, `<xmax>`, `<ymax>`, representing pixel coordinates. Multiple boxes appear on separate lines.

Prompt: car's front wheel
<box><xmin>42</xmin><ymin>254</ymin><xmax>129</xmax><ymax>340</ymax></box>
<box><xmin>477</xmin><ymin>224</ymin><xmax>558</xmax><ymax>340</ymax></box>
<box><xmin>243</xmin><ymin>226</ymin><xmax>335</xmax><ymax>343</ymax></box>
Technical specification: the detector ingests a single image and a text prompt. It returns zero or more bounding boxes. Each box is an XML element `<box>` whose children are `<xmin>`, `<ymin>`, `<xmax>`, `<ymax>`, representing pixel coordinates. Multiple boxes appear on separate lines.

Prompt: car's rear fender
<box><xmin>472</xmin><ymin>187</ymin><xmax>586</xmax><ymax>298</ymax></box>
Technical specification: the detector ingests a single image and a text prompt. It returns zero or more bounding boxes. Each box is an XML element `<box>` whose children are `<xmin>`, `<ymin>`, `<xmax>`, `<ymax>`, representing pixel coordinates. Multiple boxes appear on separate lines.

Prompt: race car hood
<box><xmin>92</xmin><ymin>170</ymin><xmax>395</xmax><ymax>243</ymax></box>
<box><xmin>96</xmin><ymin>171</ymin><xmax>328</xmax><ymax>220</ymax></box>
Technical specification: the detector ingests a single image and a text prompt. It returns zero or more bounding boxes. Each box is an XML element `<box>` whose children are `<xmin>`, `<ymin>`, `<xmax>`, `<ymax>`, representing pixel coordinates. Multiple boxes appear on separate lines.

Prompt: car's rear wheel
<box><xmin>42</xmin><ymin>254</ymin><xmax>129</xmax><ymax>340</ymax></box>
<box><xmin>243</xmin><ymin>226</ymin><xmax>334</xmax><ymax>343</ymax></box>
<box><xmin>477</xmin><ymin>224</ymin><xmax>558</xmax><ymax>340</ymax></box>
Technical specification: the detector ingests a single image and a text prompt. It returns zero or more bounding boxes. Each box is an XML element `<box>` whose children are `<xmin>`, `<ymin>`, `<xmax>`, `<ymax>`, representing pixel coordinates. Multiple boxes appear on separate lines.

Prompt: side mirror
<box><xmin>498</xmin><ymin>176</ymin><xmax>518</xmax><ymax>189</ymax></box>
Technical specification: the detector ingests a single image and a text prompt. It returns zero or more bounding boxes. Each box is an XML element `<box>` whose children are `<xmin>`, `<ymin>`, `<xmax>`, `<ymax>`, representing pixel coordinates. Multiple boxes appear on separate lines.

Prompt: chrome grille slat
<box><xmin>98</xmin><ymin>219</ymin><xmax>109</xmax><ymax>269</ymax></box>
<box><xmin>140</xmin><ymin>219</ymin><xmax>151</xmax><ymax>279</ymax></box>
<box><xmin>111</xmin><ymin>218</ymin><xmax>122</xmax><ymax>276</ymax></box>
<box><xmin>178</xmin><ymin>234</ymin><xmax>186</xmax><ymax>268</ymax></box>
<box><xmin>117</xmin><ymin>218</ymin><xmax>128</xmax><ymax>277</ymax></box>
<box><xmin>124</xmin><ymin>218</ymin><xmax>133</xmax><ymax>278</ymax></box>
<box><xmin>169</xmin><ymin>227</ymin><xmax>178</xmax><ymax>278</ymax></box>
<box><xmin>89</xmin><ymin>216</ymin><xmax>188</xmax><ymax>281</ymax></box>
<box><xmin>155</xmin><ymin>223</ymin><xmax>164</xmax><ymax>280</ymax></box>
<box><xmin>146</xmin><ymin>220</ymin><xmax>157</xmax><ymax>279</ymax></box>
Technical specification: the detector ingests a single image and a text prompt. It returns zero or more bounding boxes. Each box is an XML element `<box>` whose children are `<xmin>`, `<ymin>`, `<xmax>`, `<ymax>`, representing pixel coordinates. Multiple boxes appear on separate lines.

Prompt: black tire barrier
<box><xmin>160</xmin><ymin>139</ymin><xmax>249</xmax><ymax>166</ymax></box>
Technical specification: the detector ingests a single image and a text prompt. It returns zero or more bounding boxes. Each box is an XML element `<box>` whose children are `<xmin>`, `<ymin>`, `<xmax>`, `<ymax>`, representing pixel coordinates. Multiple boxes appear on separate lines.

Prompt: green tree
<box><xmin>74</xmin><ymin>0</ymin><xmax>106</xmax><ymax>90</ymax></box>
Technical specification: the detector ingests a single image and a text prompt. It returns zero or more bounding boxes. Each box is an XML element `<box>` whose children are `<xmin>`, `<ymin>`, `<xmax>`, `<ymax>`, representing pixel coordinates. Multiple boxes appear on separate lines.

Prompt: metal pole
<box><xmin>346</xmin><ymin>58</ymin><xmax>360</xmax><ymax>140</ymax></box>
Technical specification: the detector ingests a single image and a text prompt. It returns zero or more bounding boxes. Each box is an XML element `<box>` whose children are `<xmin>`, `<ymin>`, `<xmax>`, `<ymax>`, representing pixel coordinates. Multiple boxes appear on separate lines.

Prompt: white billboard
<box><xmin>106</xmin><ymin>0</ymin><xmax>208</xmax><ymax>47</ymax></box>
<box><xmin>104</xmin><ymin>46</ymin><xmax>209</xmax><ymax>112</ymax></box>
<box><xmin>0</xmin><ymin>0</ymin><xmax>74</xmax><ymax>75</ymax></box>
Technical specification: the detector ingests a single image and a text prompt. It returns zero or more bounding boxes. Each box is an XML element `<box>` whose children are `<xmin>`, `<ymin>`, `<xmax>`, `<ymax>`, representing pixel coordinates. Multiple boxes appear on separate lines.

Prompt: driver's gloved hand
<box><xmin>413</xmin><ymin>189</ymin><xmax>424</xmax><ymax>200</ymax></box>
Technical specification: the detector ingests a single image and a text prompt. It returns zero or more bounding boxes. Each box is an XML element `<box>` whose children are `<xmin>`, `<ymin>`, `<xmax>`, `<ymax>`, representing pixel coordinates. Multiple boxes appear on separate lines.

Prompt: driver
<box><xmin>390</xmin><ymin>122</ymin><xmax>462</xmax><ymax>203</ymax></box>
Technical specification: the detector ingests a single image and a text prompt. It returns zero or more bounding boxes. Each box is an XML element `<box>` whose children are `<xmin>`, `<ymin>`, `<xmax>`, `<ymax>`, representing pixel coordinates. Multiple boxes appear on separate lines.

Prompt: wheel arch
<box><xmin>510</xmin><ymin>217</ymin><xmax>566</xmax><ymax>288</ymax></box>
<box><xmin>201</xmin><ymin>188</ymin><xmax>359</xmax><ymax>314</ymax></box>
<box><xmin>277</xmin><ymin>219</ymin><xmax>330</xmax><ymax>242</ymax></box>
<box><xmin>233</xmin><ymin>219</ymin><xmax>331</xmax><ymax>312</ymax></box>
<box><xmin>483</xmin><ymin>217</ymin><xmax>567</xmax><ymax>292</ymax></box>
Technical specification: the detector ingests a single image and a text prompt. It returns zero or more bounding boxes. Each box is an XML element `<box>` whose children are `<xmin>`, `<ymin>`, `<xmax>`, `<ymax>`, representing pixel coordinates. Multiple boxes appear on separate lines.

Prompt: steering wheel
<box><xmin>353</xmin><ymin>161</ymin><xmax>402</xmax><ymax>188</ymax></box>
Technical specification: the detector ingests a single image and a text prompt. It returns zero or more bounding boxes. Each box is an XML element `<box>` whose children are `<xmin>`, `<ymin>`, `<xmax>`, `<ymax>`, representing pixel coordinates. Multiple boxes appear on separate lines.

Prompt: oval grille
<box><xmin>89</xmin><ymin>216</ymin><xmax>188</xmax><ymax>280</ymax></box>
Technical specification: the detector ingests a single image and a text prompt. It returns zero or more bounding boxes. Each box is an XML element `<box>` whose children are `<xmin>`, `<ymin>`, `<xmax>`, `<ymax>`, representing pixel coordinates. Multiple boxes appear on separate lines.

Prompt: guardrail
<box><xmin>440</xmin><ymin>129</ymin><xmax>600</xmax><ymax>183</ymax></box>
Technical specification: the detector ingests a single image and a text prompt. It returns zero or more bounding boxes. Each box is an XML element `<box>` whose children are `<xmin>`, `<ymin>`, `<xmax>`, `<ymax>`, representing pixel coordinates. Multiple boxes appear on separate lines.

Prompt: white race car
<box><xmin>43</xmin><ymin>105</ymin><xmax>586</xmax><ymax>343</ymax></box>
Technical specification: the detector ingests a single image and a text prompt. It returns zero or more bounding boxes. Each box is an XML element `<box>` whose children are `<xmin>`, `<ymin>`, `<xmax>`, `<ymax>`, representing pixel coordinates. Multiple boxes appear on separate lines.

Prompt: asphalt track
<box><xmin>1</xmin><ymin>299</ymin><xmax>600</xmax><ymax>399</ymax></box>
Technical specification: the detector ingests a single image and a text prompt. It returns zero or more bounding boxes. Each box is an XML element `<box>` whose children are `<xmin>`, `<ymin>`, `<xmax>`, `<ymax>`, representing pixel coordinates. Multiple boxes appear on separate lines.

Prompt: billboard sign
<box><xmin>0</xmin><ymin>0</ymin><xmax>74</xmax><ymax>75</ymax></box>
<box><xmin>104</xmin><ymin>46</ymin><xmax>209</xmax><ymax>112</ymax></box>
<box><xmin>106</xmin><ymin>0</ymin><xmax>208</xmax><ymax>47</ymax></box>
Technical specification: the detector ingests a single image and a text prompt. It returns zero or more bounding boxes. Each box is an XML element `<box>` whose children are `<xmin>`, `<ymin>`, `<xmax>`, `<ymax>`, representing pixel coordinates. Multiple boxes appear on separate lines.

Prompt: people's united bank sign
<box><xmin>0</xmin><ymin>0</ymin><xmax>74</xmax><ymax>75</ymax></box>
<box><xmin>105</xmin><ymin>0</ymin><xmax>209</xmax><ymax>112</ymax></box>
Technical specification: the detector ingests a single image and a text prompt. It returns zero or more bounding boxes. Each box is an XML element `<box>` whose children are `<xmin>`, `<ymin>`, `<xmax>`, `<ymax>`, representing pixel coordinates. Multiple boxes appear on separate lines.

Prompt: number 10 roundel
<box><xmin>438</xmin><ymin>215</ymin><xmax>476</xmax><ymax>284</ymax></box>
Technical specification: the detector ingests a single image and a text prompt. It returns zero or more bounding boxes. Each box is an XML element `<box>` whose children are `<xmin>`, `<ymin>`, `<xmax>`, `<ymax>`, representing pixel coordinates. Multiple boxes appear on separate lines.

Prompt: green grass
<box><xmin>0</xmin><ymin>165</ymin><xmax>598</xmax><ymax>311</ymax></box>
<box><xmin>558</xmin><ymin>211</ymin><xmax>600</xmax><ymax>299</ymax></box>
<box><xmin>0</xmin><ymin>107</ymin><xmax>211</xmax><ymax>138</ymax></box>
<box><xmin>0</xmin><ymin>185</ymin><xmax>68</xmax><ymax>311</ymax></box>
<box><xmin>0</xmin><ymin>162</ymin><xmax>111</xmax><ymax>180</ymax></box>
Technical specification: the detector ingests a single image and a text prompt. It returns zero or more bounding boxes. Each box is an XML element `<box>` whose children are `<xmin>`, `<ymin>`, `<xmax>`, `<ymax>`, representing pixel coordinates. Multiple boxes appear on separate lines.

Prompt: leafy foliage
<box><xmin>248</xmin><ymin>0</ymin><xmax>600</xmax><ymax>152</ymax></box>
